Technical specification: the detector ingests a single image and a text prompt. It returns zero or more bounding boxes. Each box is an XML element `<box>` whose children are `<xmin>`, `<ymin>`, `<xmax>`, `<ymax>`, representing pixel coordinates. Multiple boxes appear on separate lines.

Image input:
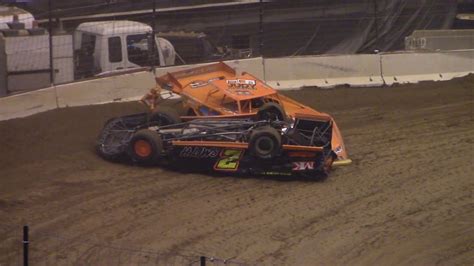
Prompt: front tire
<box><xmin>128</xmin><ymin>129</ymin><xmax>163</xmax><ymax>165</ymax></box>
<box><xmin>96</xmin><ymin>117</ymin><xmax>135</xmax><ymax>161</ymax></box>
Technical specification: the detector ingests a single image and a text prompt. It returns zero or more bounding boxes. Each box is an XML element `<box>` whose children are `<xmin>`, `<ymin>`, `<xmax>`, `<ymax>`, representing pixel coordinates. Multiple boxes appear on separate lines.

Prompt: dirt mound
<box><xmin>0</xmin><ymin>76</ymin><xmax>473</xmax><ymax>265</ymax></box>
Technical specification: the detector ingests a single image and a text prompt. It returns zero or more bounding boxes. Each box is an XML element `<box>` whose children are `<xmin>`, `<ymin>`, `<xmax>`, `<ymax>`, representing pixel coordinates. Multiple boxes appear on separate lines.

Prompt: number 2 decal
<box><xmin>214</xmin><ymin>149</ymin><xmax>243</xmax><ymax>171</ymax></box>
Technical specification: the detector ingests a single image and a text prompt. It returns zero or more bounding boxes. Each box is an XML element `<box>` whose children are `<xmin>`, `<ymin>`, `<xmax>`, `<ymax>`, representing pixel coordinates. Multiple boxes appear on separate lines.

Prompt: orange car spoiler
<box><xmin>156</xmin><ymin>62</ymin><xmax>236</xmax><ymax>94</ymax></box>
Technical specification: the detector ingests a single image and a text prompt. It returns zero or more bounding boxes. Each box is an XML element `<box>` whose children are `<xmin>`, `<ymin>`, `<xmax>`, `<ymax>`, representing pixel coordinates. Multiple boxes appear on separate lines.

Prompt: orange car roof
<box><xmin>212</xmin><ymin>75</ymin><xmax>276</xmax><ymax>101</ymax></box>
<box><xmin>157</xmin><ymin>62</ymin><xmax>277</xmax><ymax>102</ymax></box>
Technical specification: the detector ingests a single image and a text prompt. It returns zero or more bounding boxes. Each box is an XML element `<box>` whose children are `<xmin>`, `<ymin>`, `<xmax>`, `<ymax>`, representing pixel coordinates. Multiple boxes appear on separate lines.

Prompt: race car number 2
<box><xmin>214</xmin><ymin>149</ymin><xmax>244</xmax><ymax>171</ymax></box>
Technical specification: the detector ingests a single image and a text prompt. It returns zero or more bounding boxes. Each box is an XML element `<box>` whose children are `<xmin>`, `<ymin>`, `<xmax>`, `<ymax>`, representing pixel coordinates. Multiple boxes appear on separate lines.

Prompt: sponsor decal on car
<box><xmin>226</xmin><ymin>79</ymin><xmax>257</xmax><ymax>90</ymax></box>
<box><xmin>179</xmin><ymin>147</ymin><xmax>220</xmax><ymax>159</ymax></box>
<box><xmin>190</xmin><ymin>80</ymin><xmax>208</xmax><ymax>88</ymax></box>
<box><xmin>190</xmin><ymin>77</ymin><xmax>222</xmax><ymax>88</ymax></box>
<box><xmin>214</xmin><ymin>149</ymin><xmax>244</xmax><ymax>171</ymax></box>
<box><xmin>292</xmin><ymin>161</ymin><xmax>315</xmax><ymax>171</ymax></box>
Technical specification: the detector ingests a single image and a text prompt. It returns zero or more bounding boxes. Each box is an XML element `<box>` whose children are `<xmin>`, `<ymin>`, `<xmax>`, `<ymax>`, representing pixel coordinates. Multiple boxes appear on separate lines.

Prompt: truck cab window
<box><xmin>75</xmin><ymin>33</ymin><xmax>97</xmax><ymax>78</ymax></box>
<box><xmin>127</xmin><ymin>34</ymin><xmax>152</xmax><ymax>66</ymax></box>
<box><xmin>108</xmin><ymin>37</ymin><xmax>122</xmax><ymax>63</ymax></box>
<box><xmin>81</xmin><ymin>33</ymin><xmax>96</xmax><ymax>55</ymax></box>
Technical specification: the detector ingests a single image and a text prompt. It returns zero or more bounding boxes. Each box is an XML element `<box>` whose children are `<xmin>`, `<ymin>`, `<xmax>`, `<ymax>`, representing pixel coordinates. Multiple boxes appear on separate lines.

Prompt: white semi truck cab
<box><xmin>1</xmin><ymin>17</ymin><xmax>176</xmax><ymax>95</ymax></box>
<box><xmin>74</xmin><ymin>20</ymin><xmax>176</xmax><ymax>78</ymax></box>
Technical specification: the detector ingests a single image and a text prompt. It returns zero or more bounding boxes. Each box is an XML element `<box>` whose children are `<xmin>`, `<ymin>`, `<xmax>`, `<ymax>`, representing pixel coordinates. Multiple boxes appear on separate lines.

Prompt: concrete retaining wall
<box><xmin>0</xmin><ymin>70</ymin><xmax>156</xmax><ymax>121</ymax></box>
<box><xmin>381</xmin><ymin>50</ymin><xmax>474</xmax><ymax>85</ymax></box>
<box><xmin>0</xmin><ymin>87</ymin><xmax>57</xmax><ymax>121</ymax></box>
<box><xmin>55</xmin><ymin>70</ymin><xmax>156</xmax><ymax>108</ymax></box>
<box><xmin>264</xmin><ymin>54</ymin><xmax>384</xmax><ymax>89</ymax></box>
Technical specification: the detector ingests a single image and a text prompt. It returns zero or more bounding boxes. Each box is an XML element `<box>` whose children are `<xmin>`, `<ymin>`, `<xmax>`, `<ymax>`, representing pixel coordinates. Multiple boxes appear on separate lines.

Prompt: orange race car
<box><xmin>142</xmin><ymin>62</ymin><xmax>351</xmax><ymax>164</ymax></box>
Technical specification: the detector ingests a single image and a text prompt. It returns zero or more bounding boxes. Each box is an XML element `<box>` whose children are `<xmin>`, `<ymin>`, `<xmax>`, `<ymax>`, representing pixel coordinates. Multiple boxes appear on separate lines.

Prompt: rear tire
<box><xmin>249</xmin><ymin>126</ymin><xmax>282</xmax><ymax>159</ymax></box>
<box><xmin>96</xmin><ymin>116</ymin><xmax>135</xmax><ymax>161</ymax></box>
<box><xmin>128</xmin><ymin>129</ymin><xmax>163</xmax><ymax>165</ymax></box>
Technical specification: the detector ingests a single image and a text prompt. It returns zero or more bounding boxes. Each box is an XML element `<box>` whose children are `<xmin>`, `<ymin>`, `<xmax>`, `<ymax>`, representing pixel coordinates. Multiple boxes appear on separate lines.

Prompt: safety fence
<box><xmin>0</xmin><ymin>0</ymin><xmax>462</xmax><ymax>95</ymax></box>
<box><xmin>0</xmin><ymin>225</ymin><xmax>248</xmax><ymax>266</ymax></box>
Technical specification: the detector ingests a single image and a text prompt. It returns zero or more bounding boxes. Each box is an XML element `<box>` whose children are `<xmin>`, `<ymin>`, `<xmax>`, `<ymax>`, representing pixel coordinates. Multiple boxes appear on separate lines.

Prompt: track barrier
<box><xmin>264</xmin><ymin>54</ymin><xmax>384</xmax><ymax>89</ymax></box>
<box><xmin>0</xmin><ymin>86</ymin><xmax>57</xmax><ymax>121</ymax></box>
<box><xmin>381</xmin><ymin>50</ymin><xmax>474</xmax><ymax>85</ymax></box>
<box><xmin>55</xmin><ymin>69</ymin><xmax>156</xmax><ymax>108</ymax></box>
<box><xmin>0</xmin><ymin>51</ymin><xmax>473</xmax><ymax>121</ymax></box>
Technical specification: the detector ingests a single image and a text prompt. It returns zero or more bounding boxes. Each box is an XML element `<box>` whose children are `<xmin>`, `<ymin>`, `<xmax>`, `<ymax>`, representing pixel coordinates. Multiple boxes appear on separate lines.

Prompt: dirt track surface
<box><xmin>1</xmin><ymin>77</ymin><xmax>473</xmax><ymax>265</ymax></box>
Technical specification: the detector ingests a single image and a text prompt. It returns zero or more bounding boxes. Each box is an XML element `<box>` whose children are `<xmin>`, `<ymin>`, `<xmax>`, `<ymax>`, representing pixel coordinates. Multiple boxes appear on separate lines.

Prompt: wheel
<box><xmin>128</xmin><ymin>129</ymin><xmax>163</xmax><ymax>165</ymax></box>
<box><xmin>256</xmin><ymin>102</ymin><xmax>288</xmax><ymax>121</ymax></box>
<box><xmin>149</xmin><ymin>106</ymin><xmax>181</xmax><ymax>126</ymax></box>
<box><xmin>96</xmin><ymin>117</ymin><xmax>135</xmax><ymax>161</ymax></box>
<box><xmin>249</xmin><ymin>126</ymin><xmax>282</xmax><ymax>159</ymax></box>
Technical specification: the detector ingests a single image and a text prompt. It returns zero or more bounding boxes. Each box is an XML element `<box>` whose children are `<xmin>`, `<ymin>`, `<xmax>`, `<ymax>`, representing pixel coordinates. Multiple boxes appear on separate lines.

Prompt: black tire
<box><xmin>256</xmin><ymin>102</ymin><xmax>288</xmax><ymax>121</ymax></box>
<box><xmin>96</xmin><ymin>117</ymin><xmax>135</xmax><ymax>161</ymax></box>
<box><xmin>249</xmin><ymin>126</ymin><xmax>282</xmax><ymax>159</ymax></box>
<box><xmin>128</xmin><ymin>129</ymin><xmax>163</xmax><ymax>165</ymax></box>
<box><xmin>149</xmin><ymin>106</ymin><xmax>181</xmax><ymax>126</ymax></box>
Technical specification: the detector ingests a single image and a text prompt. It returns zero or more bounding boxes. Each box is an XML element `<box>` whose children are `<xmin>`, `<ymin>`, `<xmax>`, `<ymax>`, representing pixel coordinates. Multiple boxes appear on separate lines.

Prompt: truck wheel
<box><xmin>150</xmin><ymin>106</ymin><xmax>181</xmax><ymax>126</ymax></box>
<box><xmin>249</xmin><ymin>126</ymin><xmax>281</xmax><ymax>159</ymax></box>
<box><xmin>256</xmin><ymin>102</ymin><xmax>287</xmax><ymax>121</ymax></box>
<box><xmin>128</xmin><ymin>129</ymin><xmax>163</xmax><ymax>165</ymax></box>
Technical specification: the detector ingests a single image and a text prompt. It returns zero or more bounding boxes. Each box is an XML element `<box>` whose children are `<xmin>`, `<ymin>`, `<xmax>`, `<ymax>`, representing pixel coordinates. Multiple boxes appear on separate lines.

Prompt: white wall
<box><xmin>381</xmin><ymin>50</ymin><xmax>474</xmax><ymax>85</ymax></box>
<box><xmin>264</xmin><ymin>54</ymin><xmax>384</xmax><ymax>89</ymax></box>
<box><xmin>55</xmin><ymin>70</ymin><xmax>156</xmax><ymax>108</ymax></box>
<box><xmin>0</xmin><ymin>86</ymin><xmax>57</xmax><ymax>121</ymax></box>
<box><xmin>0</xmin><ymin>70</ymin><xmax>155</xmax><ymax>121</ymax></box>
